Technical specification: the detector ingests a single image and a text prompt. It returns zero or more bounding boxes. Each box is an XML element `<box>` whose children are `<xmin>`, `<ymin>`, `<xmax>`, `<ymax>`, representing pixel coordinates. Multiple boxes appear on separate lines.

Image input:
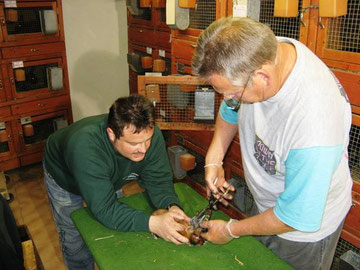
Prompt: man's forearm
<box><xmin>206</xmin><ymin>114</ymin><xmax>238</xmax><ymax>164</ymax></box>
<box><xmin>229</xmin><ymin>208</ymin><xmax>295</xmax><ymax>237</ymax></box>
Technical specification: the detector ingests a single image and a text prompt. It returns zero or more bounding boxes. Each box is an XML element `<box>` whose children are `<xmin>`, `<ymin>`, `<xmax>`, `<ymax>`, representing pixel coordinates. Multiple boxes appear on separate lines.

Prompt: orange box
<box><xmin>319</xmin><ymin>0</ymin><xmax>347</xmax><ymax>17</ymax></box>
<box><xmin>274</xmin><ymin>0</ymin><xmax>298</xmax><ymax>17</ymax></box>
<box><xmin>152</xmin><ymin>0</ymin><xmax>166</xmax><ymax>8</ymax></box>
<box><xmin>141</xmin><ymin>56</ymin><xmax>153</xmax><ymax>69</ymax></box>
<box><xmin>153</xmin><ymin>59</ymin><xmax>166</xmax><ymax>72</ymax></box>
<box><xmin>179</xmin><ymin>0</ymin><xmax>197</xmax><ymax>8</ymax></box>
<box><xmin>140</xmin><ymin>0</ymin><xmax>151</xmax><ymax>8</ymax></box>
<box><xmin>15</xmin><ymin>69</ymin><xmax>26</xmax><ymax>82</ymax></box>
<box><xmin>180</xmin><ymin>153</ymin><xmax>196</xmax><ymax>171</ymax></box>
<box><xmin>0</xmin><ymin>130</ymin><xmax>8</xmax><ymax>143</ymax></box>
<box><xmin>23</xmin><ymin>124</ymin><xmax>35</xmax><ymax>137</ymax></box>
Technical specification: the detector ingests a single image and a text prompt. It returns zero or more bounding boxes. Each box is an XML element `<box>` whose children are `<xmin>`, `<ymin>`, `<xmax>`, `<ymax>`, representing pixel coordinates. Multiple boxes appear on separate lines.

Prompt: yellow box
<box><xmin>319</xmin><ymin>0</ymin><xmax>347</xmax><ymax>17</ymax></box>
<box><xmin>274</xmin><ymin>0</ymin><xmax>299</xmax><ymax>17</ymax></box>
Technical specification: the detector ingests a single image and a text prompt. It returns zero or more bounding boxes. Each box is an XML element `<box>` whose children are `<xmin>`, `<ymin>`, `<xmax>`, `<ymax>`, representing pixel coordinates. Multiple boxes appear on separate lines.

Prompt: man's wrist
<box><xmin>166</xmin><ymin>203</ymin><xmax>183</xmax><ymax>211</ymax></box>
<box><xmin>226</xmin><ymin>219</ymin><xmax>239</xmax><ymax>238</ymax></box>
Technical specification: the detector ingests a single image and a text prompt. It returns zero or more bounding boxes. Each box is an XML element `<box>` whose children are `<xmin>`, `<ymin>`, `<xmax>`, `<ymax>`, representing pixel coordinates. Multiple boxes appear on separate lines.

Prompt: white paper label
<box><xmin>20</xmin><ymin>117</ymin><xmax>32</xmax><ymax>125</ymax></box>
<box><xmin>12</xmin><ymin>61</ymin><xmax>24</xmax><ymax>69</ymax></box>
<box><xmin>160</xmin><ymin>109</ymin><xmax>166</xmax><ymax>118</ymax></box>
<box><xmin>159</xmin><ymin>49</ymin><xmax>166</xmax><ymax>58</ymax></box>
<box><xmin>233</xmin><ymin>0</ymin><xmax>247</xmax><ymax>18</ymax></box>
<box><xmin>146</xmin><ymin>47</ymin><xmax>152</xmax><ymax>55</ymax></box>
<box><xmin>145</xmin><ymin>72</ymin><xmax>162</xmax><ymax>76</ymax></box>
<box><xmin>5</xmin><ymin>0</ymin><xmax>17</xmax><ymax>8</ymax></box>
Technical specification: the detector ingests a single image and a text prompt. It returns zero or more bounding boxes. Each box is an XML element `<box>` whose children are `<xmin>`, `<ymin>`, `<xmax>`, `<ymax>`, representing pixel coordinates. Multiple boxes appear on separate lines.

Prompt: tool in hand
<box><xmin>190</xmin><ymin>185</ymin><xmax>232</xmax><ymax>230</ymax></box>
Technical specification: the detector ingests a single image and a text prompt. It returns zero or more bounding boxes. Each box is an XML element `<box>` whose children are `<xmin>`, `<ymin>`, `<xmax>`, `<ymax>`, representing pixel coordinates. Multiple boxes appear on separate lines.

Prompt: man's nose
<box><xmin>137</xmin><ymin>142</ymin><xmax>147</xmax><ymax>153</ymax></box>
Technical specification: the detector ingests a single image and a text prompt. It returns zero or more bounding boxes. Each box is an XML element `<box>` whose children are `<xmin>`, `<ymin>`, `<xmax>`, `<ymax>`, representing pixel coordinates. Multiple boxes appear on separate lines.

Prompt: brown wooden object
<box><xmin>141</xmin><ymin>56</ymin><xmax>153</xmax><ymax>69</ymax></box>
<box><xmin>180</xmin><ymin>153</ymin><xmax>195</xmax><ymax>171</ymax></box>
<box><xmin>178</xmin><ymin>0</ymin><xmax>197</xmax><ymax>8</ymax></box>
<box><xmin>274</xmin><ymin>0</ymin><xmax>299</xmax><ymax>17</ymax></box>
<box><xmin>145</xmin><ymin>84</ymin><xmax>161</xmax><ymax>102</ymax></box>
<box><xmin>152</xmin><ymin>0</ymin><xmax>166</xmax><ymax>8</ymax></box>
<box><xmin>23</xmin><ymin>124</ymin><xmax>35</xmax><ymax>137</ymax></box>
<box><xmin>15</xmin><ymin>69</ymin><xmax>26</xmax><ymax>82</ymax></box>
<box><xmin>140</xmin><ymin>0</ymin><xmax>151</xmax><ymax>8</ymax></box>
<box><xmin>319</xmin><ymin>0</ymin><xmax>347</xmax><ymax>17</ymax></box>
<box><xmin>153</xmin><ymin>59</ymin><xmax>166</xmax><ymax>72</ymax></box>
<box><xmin>5</xmin><ymin>9</ymin><xmax>18</xmax><ymax>22</ymax></box>
<box><xmin>0</xmin><ymin>130</ymin><xmax>8</xmax><ymax>143</ymax></box>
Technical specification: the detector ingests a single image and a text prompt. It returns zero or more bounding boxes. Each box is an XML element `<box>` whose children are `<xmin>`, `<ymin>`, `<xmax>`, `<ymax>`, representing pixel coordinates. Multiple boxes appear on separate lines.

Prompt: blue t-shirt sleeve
<box><xmin>274</xmin><ymin>145</ymin><xmax>343</xmax><ymax>232</ymax></box>
<box><xmin>219</xmin><ymin>101</ymin><xmax>238</xmax><ymax>124</ymax></box>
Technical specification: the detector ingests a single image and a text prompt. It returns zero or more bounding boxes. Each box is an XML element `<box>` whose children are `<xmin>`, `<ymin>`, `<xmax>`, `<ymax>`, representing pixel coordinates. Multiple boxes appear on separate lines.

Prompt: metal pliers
<box><xmin>190</xmin><ymin>186</ymin><xmax>231</xmax><ymax>230</ymax></box>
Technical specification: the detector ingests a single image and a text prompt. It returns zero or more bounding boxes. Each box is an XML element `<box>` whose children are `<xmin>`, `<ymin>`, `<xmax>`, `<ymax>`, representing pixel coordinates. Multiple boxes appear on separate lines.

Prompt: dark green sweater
<box><xmin>44</xmin><ymin>114</ymin><xmax>180</xmax><ymax>232</ymax></box>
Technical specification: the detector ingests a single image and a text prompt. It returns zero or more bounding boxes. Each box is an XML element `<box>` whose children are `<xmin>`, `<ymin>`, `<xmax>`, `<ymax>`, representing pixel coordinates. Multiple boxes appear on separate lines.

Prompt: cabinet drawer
<box><xmin>172</xmin><ymin>38</ymin><xmax>197</xmax><ymax>61</ymax></box>
<box><xmin>0</xmin><ymin>106</ymin><xmax>11</xmax><ymax>118</ymax></box>
<box><xmin>128</xmin><ymin>27</ymin><xmax>170</xmax><ymax>49</ymax></box>
<box><xmin>11</xmin><ymin>95</ymin><xmax>70</xmax><ymax>115</ymax></box>
<box><xmin>1</xmin><ymin>42</ymin><xmax>65</xmax><ymax>59</ymax></box>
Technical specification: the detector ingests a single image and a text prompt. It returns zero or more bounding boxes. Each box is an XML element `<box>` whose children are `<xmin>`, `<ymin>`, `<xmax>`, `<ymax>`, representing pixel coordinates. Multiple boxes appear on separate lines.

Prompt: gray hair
<box><xmin>192</xmin><ymin>17</ymin><xmax>278</xmax><ymax>85</ymax></box>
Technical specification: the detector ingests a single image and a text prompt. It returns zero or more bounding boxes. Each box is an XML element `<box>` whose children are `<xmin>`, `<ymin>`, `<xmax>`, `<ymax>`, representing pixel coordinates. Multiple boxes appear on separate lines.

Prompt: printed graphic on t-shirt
<box><xmin>254</xmin><ymin>135</ymin><xmax>276</xmax><ymax>175</ymax></box>
<box><xmin>123</xmin><ymin>173</ymin><xmax>139</xmax><ymax>181</ymax></box>
<box><xmin>330</xmin><ymin>70</ymin><xmax>349</xmax><ymax>103</ymax></box>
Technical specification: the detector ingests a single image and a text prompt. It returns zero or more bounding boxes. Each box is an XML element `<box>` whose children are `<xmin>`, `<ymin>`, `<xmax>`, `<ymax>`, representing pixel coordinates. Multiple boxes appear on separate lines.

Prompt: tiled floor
<box><xmin>6</xmin><ymin>162</ymin><xmax>67</xmax><ymax>270</ymax></box>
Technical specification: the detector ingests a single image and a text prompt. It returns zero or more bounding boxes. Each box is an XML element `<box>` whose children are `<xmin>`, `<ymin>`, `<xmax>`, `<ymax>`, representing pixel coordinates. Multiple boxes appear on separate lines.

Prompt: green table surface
<box><xmin>71</xmin><ymin>183</ymin><xmax>293</xmax><ymax>270</ymax></box>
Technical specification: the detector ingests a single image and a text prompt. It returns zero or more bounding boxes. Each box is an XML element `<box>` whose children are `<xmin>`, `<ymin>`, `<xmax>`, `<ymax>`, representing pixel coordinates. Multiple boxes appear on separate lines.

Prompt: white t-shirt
<box><xmin>220</xmin><ymin>37</ymin><xmax>353</xmax><ymax>242</ymax></box>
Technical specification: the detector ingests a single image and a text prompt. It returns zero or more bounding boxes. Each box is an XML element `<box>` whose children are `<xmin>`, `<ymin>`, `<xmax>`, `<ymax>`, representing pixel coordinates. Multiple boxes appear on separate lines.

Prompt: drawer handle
<box><xmin>37</xmin><ymin>103</ymin><xmax>45</xmax><ymax>107</ymax></box>
<box><xmin>30</xmin><ymin>48</ymin><xmax>39</xmax><ymax>52</ymax></box>
<box><xmin>139</xmin><ymin>30</ymin><xmax>143</xmax><ymax>33</ymax></box>
<box><xmin>190</xmin><ymin>44</ymin><xmax>197</xmax><ymax>48</ymax></box>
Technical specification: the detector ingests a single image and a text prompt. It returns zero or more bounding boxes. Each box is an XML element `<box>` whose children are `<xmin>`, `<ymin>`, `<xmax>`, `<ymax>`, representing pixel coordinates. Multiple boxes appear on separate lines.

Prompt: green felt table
<box><xmin>71</xmin><ymin>183</ymin><xmax>293</xmax><ymax>270</ymax></box>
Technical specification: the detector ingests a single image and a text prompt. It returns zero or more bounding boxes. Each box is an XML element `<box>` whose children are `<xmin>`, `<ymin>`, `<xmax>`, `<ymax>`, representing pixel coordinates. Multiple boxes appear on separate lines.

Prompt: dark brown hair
<box><xmin>107</xmin><ymin>94</ymin><xmax>155</xmax><ymax>138</ymax></box>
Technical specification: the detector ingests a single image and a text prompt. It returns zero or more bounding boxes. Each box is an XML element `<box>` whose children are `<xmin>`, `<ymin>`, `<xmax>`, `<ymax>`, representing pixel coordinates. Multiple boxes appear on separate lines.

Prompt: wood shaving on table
<box><xmin>234</xmin><ymin>255</ymin><xmax>244</xmax><ymax>266</ymax></box>
<box><xmin>94</xmin><ymin>235</ymin><xmax>114</xmax><ymax>241</ymax></box>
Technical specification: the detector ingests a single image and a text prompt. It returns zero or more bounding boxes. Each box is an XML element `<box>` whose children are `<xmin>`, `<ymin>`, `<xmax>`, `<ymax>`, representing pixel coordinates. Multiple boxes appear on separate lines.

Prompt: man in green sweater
<box><xmin>43</xmin><ymin>95</ymin><xmax>190</xmax><ymax>270</ymax></box>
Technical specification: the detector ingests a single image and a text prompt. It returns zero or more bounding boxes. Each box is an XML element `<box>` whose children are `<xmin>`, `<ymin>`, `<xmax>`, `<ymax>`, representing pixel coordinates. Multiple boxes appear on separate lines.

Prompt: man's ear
<box><xmin>106</xmin><ymin>127</ymin><xmax>116</xmax><ymax>142</ymax></box>
<box><xmin>254</xmin><ymin>70</ymin><xmax>270</xmax><ymax>86</ymax></box>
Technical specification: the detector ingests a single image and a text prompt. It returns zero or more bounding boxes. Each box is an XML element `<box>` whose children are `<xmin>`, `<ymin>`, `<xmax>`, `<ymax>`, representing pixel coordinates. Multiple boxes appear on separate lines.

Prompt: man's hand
<box><xmin>149</xmin><ymin>209</ymin><xmax>190</xmax><ymax>245</ymax></box>
<box><xmin>205</xmin><ymin>165</ymin><xmax>235</xmax><ymax>207</ymax></box>
<box><xmin>200</xmin><ymin>220</ymin><xmax>233</xmax><ymax>245</ymax></box>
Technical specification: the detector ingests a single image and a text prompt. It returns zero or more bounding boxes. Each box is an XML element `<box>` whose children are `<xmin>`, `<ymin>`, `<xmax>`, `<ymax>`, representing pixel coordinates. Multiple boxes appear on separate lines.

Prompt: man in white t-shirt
<box><xmin>192</xmin><ymin>17</ymin><xmax>353</xmax><ymax>269</ymax></box>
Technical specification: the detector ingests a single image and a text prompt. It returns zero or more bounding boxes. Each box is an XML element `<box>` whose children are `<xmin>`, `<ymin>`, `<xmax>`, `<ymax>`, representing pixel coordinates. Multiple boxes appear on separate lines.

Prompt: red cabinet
<box><xmin>0</xmin><ymin>1</ymin><xmax>64</xmax><ymax>45</ymax></box>
<box><xmin>0</xmin><ymin>0</ymin><xmax>72</xmax><ymax>171</ymax></box>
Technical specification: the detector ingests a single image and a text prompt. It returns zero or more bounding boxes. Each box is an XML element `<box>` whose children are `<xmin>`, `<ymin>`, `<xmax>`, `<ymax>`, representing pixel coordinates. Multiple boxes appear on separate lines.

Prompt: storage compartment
<box><xmin>6</xmin><ymin>54</ymin><xmax>66</xmax><ymax>100</ymax></box>
<box><xmin>0</xmin><ymin>119</ymin><xmax>17</xmax><ymax>162</ymax></box>
<box><xmin>0</xmin><ymin>1</ymin><xmax>62</xmax><ymax>44</ymax></box>
<box><xmin>15</xmin><ymin>109</ymin><xmax>69</xmax><ymax>156</ymax></box>
<box><xmin>137</xmin><ymin>75</ymin><xmax>221</xmax><ymax>130</ymax></box>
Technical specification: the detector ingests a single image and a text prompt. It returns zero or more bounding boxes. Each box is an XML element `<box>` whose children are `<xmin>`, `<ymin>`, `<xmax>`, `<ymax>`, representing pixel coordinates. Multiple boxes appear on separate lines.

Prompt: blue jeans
<box><xmin>43</xmin><ymin>163</ymin><xmax>95</xmax><ymax>270</ymax></box>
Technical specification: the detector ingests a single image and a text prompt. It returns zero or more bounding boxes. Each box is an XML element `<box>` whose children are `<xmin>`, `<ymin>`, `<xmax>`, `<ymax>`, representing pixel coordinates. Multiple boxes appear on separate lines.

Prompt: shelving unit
<box><xmin>0</xmin><ymin>0</ymin><xmax>72</xmax><ymax>171</ymax></box>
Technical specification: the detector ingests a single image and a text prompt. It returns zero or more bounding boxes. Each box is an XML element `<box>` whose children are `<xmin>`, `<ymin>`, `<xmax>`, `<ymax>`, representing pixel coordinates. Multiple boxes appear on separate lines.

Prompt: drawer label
<box><xmin>12</xmin><ymin>61</ymin><xmax>24</xmax><ymax>69</ymax></box>
<box><xmin>20</xmin><ymin>117</ymin><xmax>32</xmax><ymax>125</ymax></box>
<box><xmin>5</xmin><ymin>1</ymin><xmax>17</xmax><ymax>8</ymax></box>
<box><xmin>159</xmin><ymin>49</ymin><xmax>166</xmax><ymax>58</ymax></box>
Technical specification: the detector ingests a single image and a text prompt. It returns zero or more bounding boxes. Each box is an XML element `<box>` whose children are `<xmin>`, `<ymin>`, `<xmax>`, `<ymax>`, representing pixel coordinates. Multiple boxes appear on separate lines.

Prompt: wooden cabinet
<box><xmin>127</xmin><ymin>2</ymin><xmax>171</xmax><ymax>94</ymax></box>
<box><xmin>0</xmin><ymin>1</ymin><xmax>64</xmax><ymax>45</ymax></box>
<box><xmin>0</xmin><ymin>0</ymin><xmax>71</xmax><ymax>171</ymax></box>
<box><xmin>127</xmin><ymin>0</ymin><xmax>168</xmax><ymax>31</ymax></box>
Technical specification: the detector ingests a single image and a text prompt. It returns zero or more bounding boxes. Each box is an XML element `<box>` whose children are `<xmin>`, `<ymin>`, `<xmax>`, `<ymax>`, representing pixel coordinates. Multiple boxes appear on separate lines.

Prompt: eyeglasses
<box><xmin>223</xmin><ymin>72</ymin><xmax>253</xmax><ymax>111</ymax></box>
